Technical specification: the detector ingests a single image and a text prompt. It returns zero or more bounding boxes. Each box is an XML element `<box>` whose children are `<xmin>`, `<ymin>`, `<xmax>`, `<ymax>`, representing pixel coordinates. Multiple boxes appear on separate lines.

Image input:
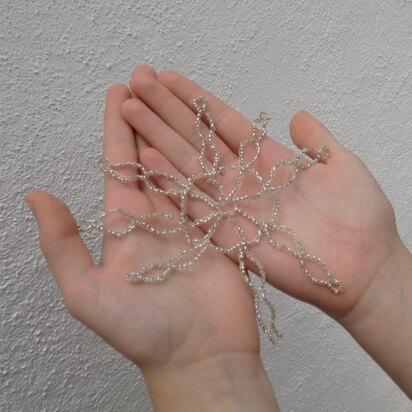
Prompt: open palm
<box><xmin>120</xmin><ymin>65</ymin><xmax>401</xmax><ymax>327</ymax></box>
<box><xmin>26</xmin><ymin>84</ymin><xmax>261</xmax><ymax>371</ymax></box>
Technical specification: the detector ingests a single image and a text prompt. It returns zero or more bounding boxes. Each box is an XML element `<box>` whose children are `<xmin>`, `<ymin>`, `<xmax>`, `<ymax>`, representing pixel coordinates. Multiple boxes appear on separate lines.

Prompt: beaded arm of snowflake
<box><xmin>78</xmin><ymin>96</ymin><xmax>345</xmax><ymax>346</ymax></box>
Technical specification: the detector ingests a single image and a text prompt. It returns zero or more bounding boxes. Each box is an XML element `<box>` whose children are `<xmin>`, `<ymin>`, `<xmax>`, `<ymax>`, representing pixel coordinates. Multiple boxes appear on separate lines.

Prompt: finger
<box><xmin>25</xmin><ymin>191</ymin><xmax>96</xmax><ymax>319</ymax></box>
<box><xmin>104</xmin><ymin>84</ymin><xmax>143</xmax><ymax>210</ymax></box>
<box><xmin>129</xmin><ymin>65</ymin><xmax>236</xmax><ymax>165</ymax></box>
<box><xmin>289</xmin><ymin>111</ymin><xmax>345</xmax><ymax>155</ymax></box>
<box><xmin>135</xmin><ymin>133</ymin><xmax>150</xmax><ymax>192</ymax></box>
<box><xmin>121</xmin><ymin>97</ymin><xmax>206</xmax><ymax>177</ymax></box>
<box><xmin>156</xmin><ymin>70</ymin><xmax>292</xmax><ymax>159</ymax></box>
<box><xmin>129</xmin><ymin>64</ymin><xmax>157</xmax><ymax>98</ymax></box>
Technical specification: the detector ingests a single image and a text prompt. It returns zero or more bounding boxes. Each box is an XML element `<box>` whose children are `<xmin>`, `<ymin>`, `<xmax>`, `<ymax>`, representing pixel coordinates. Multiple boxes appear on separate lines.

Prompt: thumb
<box><xmin>289</xmin><ymin>111</ymin><xmax>346</xmax><ymax>154</ymax></box>
<box><xmin>25</xmin><ymin>190</ymin><xmax>96</xmax><ymax>319</ymax></box>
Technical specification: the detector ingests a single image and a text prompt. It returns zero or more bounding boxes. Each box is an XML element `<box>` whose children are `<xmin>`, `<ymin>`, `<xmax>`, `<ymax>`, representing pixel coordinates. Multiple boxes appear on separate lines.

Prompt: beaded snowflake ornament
<box><xmin>79</xmin><ymin>96</ymin><xmax>345</xmax><ymax>345</ymax></box>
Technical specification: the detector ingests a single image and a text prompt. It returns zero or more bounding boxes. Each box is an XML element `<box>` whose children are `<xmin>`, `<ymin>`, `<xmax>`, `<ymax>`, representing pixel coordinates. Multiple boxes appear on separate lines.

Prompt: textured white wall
<box><xmin>1</xmin><ymin>1</ymin><xmax>412</xmax><ymax>411</ymax></box>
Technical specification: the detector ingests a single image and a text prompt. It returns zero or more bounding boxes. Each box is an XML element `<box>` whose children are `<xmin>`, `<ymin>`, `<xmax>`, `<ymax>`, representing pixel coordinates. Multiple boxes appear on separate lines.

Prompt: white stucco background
<box><xmin>1</xmin><ymin>1</ymin><xmax>412</xmax><ymax>411</ymax></box>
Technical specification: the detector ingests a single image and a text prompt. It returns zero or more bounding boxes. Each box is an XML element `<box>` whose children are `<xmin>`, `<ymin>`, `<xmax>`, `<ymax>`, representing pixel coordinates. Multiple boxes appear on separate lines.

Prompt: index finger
<box><xmin>103</xmin><ymin>84</ymin><xmax>142</xmax><ymax>211</ymax></box>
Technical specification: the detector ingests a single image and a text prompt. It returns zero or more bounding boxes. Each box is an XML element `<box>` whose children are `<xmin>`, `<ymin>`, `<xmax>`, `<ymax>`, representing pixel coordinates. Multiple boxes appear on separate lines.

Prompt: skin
<box><xmin>26</xmin><ymin>65</ymin><xmax>412</xmax><ymax>410</ymax></box>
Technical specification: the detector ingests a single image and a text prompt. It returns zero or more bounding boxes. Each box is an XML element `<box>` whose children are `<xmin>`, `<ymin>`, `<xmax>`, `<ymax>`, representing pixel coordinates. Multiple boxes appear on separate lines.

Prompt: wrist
<box><xmin>140</xmin><ymin>352</ymin><xmax>279</xmax><ymax>412</ymax></box>
<box><xmin>339</xmin><ymin>237</ymin><xmax>412</xmax><ymax>397</ymax></box>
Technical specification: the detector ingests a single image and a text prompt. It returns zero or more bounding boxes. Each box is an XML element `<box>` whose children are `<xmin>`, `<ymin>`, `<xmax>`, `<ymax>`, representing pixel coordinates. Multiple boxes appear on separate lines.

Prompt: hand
<box><xmin>26</xmin><ymin>84</ymin><xmax>279</xmax><ymax>411</ymax></box>
<box><xmin>121</xmin><ymin>65</ymin><xmax>403</xmax><ymax>324</ymax></box>
<box><xmin>121</xmin><ymin>65</ymin><xmax>412</xmax><ymax>398</ymax></box>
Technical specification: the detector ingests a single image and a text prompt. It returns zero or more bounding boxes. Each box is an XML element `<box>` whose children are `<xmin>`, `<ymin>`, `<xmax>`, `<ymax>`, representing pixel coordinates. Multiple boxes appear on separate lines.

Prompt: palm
<box><xmin>93</xmin><ymin>183</ymin><xmax>259</xmax><ymax>367</ymax></box>
<box><xmin>257</xmin><ymin>146</ymin><xmax>398</xmax><ymax>316</ymax></box>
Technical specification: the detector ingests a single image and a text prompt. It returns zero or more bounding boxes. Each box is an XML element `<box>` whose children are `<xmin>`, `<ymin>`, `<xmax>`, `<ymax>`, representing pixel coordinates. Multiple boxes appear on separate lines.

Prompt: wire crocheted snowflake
<box><xmin>79</xmin><ymin>96</ymin><xmax>345</xmax><ymax>345</ymax></box>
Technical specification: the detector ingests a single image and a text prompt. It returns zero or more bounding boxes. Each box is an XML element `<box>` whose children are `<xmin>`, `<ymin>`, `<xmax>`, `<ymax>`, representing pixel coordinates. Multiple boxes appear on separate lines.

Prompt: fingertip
<box><xmin>107</xmin><ymin>83</ymin><xmax>130</xmax><ymax>97</ymax></box>
<box><xmin>25</xmin><ymin>190</ymin><xmax>54</xmax><ymax>213</ymax></box>
<box><xmin>289</xmin><ymin>110</ymin><xmax>316</xmax><ymax>134</ymax></box>
<box><xmin>289</xmin><ymin>110</ymin><xmax>342</xmax><ymax>152</ymax></box>
<box><xmin>131</xmin><ymin>64</ymin><xmax>157</xmax><ymax>78</ymax></box>
<box><xmin>105</xmin><ymin>84</ymin><xmax>132</xmax><ymax>116</ymax></box>
<box><xmin>120</xmin><ymin>98</ymin><xmax>142</xmax><ymax>120</ymax></box>
<box><xmin>130</xmin><ymin>64</ymin><xmax>157</xmax><ymax>91</ymax></box>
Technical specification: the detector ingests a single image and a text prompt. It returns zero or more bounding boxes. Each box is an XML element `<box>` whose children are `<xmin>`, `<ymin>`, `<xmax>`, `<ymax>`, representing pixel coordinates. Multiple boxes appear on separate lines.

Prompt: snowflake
<box><xmin>79</xmin><ymin>96</ymin><xmax>345</xmax><ymax>345</ymax></box>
